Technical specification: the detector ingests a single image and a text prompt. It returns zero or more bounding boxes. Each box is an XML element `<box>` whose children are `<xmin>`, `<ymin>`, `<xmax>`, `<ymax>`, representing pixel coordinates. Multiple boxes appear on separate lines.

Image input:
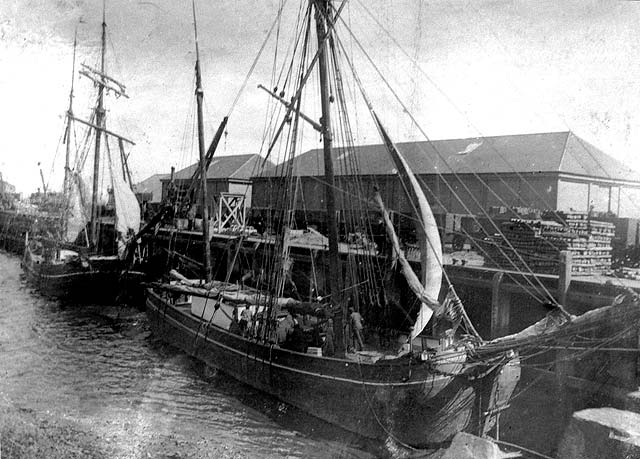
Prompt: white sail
<box><xmin>374</xmin><ymin>192</ymin><xmax>437</xmax><ymax>326</ymax></box>
<box><xmin>108</xmin><ymin>143</ymin><xmax>140</xmax><ymax>257</ymax></box>
<box><xmin>372</xmin><ymin>113</ymin><xmax>443</xmax><ymax>341</ymax></box>
<box><xmin>64</xmin><ymin>172</ymin><xmax>91</xmax><ymax>245</ymax></box>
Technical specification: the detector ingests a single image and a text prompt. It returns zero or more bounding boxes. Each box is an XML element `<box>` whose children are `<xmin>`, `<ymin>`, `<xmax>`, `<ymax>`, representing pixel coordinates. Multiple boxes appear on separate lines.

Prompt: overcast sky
<box><xmin>1</xmin><ymin>0</ymin><xmax>640</xmax><ymax>194</ymax></box>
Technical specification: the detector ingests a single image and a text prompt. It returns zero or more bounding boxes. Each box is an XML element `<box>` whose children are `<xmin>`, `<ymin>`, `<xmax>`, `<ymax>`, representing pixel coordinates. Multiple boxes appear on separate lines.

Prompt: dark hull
<box><xmin>146</xmin><ymin>288</ymin><xmax>520</xmax><ymax>446</ymax></box>
<box><xmin>0</xmin><ymin>210</ymin><xmax>38</xmax><ymax>255</ymax></box>
<box><xmin>22</xmin><ymin>244</ymin><xmax>143</xmax><ymax>303</ymax></box>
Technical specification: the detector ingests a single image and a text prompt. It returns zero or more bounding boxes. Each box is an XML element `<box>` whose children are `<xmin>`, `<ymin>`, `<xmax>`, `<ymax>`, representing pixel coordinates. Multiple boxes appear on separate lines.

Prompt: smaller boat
<box><xmin>22</xmin><ymin>8</ymin><xmax>141</xmax><ymax>302</ymax></box>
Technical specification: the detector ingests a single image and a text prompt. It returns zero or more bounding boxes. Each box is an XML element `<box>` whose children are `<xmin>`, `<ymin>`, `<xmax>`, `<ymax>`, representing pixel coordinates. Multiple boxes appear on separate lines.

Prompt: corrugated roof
<box><xmin>265</xmin><ymin>131</ymin><xmax>639</xmax><ymax>182</ymax></box>
<box><xmin>172</xmin><ymin>154</ymin><xmax>273</xmax><ymax>181</ymax></box>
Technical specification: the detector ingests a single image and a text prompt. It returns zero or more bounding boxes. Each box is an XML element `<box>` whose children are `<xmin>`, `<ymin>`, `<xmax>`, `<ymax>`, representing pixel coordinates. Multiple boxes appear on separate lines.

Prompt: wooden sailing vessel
<box><xmin>22</xmin><ymin>8</ymin><xmax>141</xmax><ymax>302</ymax></box>
<box><xmin>146</xmin><ymin>0</ymin><xmax>640</xmax><ymax>447</ymax></box>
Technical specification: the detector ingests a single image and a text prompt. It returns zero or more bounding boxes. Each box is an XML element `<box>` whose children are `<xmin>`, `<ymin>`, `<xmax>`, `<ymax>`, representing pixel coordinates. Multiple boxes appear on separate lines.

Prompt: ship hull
<box><xmin>22</xmin><ymin>243</ymin><xmax>143</xmax><ymax>303</ymax></box>
<box><xmin>146</xmin><ymin>288</ymin><xmax>520</xmax><ymax>446</ymax></box>
<box><xmin>0</xmin><ymin>210</ymin><xmax>44</xmax><ymax>255</ymax></box>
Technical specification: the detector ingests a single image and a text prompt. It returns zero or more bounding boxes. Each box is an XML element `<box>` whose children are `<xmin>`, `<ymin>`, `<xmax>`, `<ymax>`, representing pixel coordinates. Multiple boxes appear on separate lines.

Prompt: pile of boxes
<box><xmin>482</xmin><ymin>212</ymin><xmax>614</xmax><ymax>276</ymax></box>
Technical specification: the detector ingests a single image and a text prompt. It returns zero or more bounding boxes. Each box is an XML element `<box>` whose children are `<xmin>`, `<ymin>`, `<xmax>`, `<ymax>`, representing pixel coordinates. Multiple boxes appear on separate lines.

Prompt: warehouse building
<box><xmin>161</xmin><ymin>154</ymin><xmax>273</xmax><ymax>215</ymax></box>
<box><xmin>135</xmin><ymin>173</ymin><xmax>169</xmax><ymax>204</ymax></box>
<box><xmin>251</xmin><ymin>131</ymin><xmax>640</xmax><ymax>219</ymax></box>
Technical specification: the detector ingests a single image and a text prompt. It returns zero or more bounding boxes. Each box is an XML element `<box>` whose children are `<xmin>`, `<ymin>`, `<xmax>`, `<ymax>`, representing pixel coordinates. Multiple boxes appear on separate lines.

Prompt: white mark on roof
<box><xmin>337</xmin><ymin>151</ymin><xmax>351</xmax><ymax>161</ymax></box>
<box><xmin>457</xmin><ymin>141</ymin><xmax>482</xmax><ymax>155</ymax></box>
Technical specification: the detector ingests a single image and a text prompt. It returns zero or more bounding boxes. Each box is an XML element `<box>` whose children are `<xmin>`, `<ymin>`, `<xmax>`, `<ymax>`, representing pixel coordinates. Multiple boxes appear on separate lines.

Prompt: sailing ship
<box><xmin>146</xmin><ymin>0</ymin><xmax>640</xmax><ymax>447</ymax></box>
<box><xmin>22</xmin><ymin>8</ymin><xmax>141</xmax><ymax>301</ymax></box>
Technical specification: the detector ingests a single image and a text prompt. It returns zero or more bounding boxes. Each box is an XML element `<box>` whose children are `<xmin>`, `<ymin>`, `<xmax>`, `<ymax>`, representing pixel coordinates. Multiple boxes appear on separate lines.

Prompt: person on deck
<box><xmin>239</xmin><ymin>308</ymin><xmax>251</xmax><ymax>336</ymax></box>
<box><xmin>349</xmin><ymin>307</ymin><xmax>364</xmax><ymax>351</ymax></box>
<box><xmin>322</xmin><ymin>318</ymin><xmax>335</xmax><ymax>357</ymax></box>
<box><xmin>187</xmin><ymin>204</ymin><xmax>197</xmax><ymax>231</ymax></box>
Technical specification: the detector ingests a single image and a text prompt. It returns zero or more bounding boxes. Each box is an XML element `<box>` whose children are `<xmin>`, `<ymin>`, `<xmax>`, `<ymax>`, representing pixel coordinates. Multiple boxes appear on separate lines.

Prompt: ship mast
<box><xmin>63</xmin><ymin>28</ymin><xmax>78</xmax><ymax>239</ymax></box>
<box><xmin>313</xmin><ymin>0</ymin><xmax>344</xmax><ymax>352</ymax></box>
<box><xmin>192</xmin><ymin>0</ymin><xmax>212</xmax><ymax>282</ymax></box>
<box><xmin>90</xmin><ymin>1</ymin><xmax>107</xmax><ymax>248</ymax></box>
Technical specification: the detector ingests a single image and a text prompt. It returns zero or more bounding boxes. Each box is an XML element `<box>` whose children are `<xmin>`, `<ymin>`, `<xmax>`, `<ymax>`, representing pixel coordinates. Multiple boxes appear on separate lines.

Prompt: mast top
<box><xmin>68</xmin><ymin>26</ymin><xmax>78</xmax><ymax>114</ymax></box>
<box><xmin>192</xmin><ymin>0</ymin><xmax>202</xmax><ymax>65</ymax></box>
<box><xmin>191</xmin><ymin>0</ymin><xmax>212</xmax><ymax>283</ymax></box>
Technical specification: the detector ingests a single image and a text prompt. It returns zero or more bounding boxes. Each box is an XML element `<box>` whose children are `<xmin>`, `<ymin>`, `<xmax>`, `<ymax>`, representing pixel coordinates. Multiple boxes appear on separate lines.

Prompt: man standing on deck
<box><xmin>349</xmin><ymin>307</ymin><xmax>364</xmax><ymax>351</ymax></box>
<box><xmin>187</xmin><ymin>203</ymin><xmax>197</xmax><ymax>231</ymax></box>
<box><xmin>239</xmin><ymin>307</ymin><xmax>251</xmax><ymax>336</ymax></box>
<box><xmin>322</xmin><ymin>318</ymin><xmax>335</xmax><ymax>356</ymax></box>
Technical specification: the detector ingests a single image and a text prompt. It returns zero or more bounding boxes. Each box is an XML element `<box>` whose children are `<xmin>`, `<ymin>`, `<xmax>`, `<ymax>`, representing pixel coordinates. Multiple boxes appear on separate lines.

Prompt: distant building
<box><xmin>135</xmin><ymin>173</ymin><xmax>169</xmax><ymax>204</ymax></box>
<box><xmin>0</xmin><ymin>179</ymin><xmax>16</xmax><ymax>194</ymax></box>
<box><xmin>252</xmin><ymin>131</ymin><xmax>640</xmax><ymax>219</ymax></box>
<box><xmin>0</xmin><ymin>178</ymin><xmax>18</xmax><ymax>209</ymax></box>
<box><xmin>162</xmin><ymin>154</ymin><xmax>273</xmax><ymax>216</ymax></box>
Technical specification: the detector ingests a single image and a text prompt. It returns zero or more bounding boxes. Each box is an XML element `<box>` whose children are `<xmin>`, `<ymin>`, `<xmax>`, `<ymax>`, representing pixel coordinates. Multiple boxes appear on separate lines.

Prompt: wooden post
<box><xmin>226</xmin><ymin>241</ymin><xmax>234</xmax><ymax>278</ymax></box>
<box><xmin>490</xmin><ymin>272</ymin><xmax>510</xmax><ymax>339</ymax></box>
<box><xmin>557</xmin><ymin>250</ymin><xmax>574</xmax><ymax>416</ymax></box>
<box><xmin>558</xmin><ymin>250</ymin><xmax>572</xmax><ymax>306</ymax></box>
<box><xmin>636</xmin><ymin>326</ymin><xmax>640</xmax><ymax>384</ymax></box>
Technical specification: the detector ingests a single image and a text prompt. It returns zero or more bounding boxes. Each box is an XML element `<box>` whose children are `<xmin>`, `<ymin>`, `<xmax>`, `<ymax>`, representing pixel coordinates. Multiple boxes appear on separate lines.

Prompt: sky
<box><xmin>1</xmin><ymin>0</ymin><xmax>640</xmax><ymax>194</ymax></box>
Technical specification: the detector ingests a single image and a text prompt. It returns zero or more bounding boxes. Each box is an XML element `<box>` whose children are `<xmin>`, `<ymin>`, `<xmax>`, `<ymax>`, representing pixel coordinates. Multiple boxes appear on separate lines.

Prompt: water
<box><xmin>0</xmin><ymin>252</ymin><xmax>380</xmax><ymax>458</ymax></box>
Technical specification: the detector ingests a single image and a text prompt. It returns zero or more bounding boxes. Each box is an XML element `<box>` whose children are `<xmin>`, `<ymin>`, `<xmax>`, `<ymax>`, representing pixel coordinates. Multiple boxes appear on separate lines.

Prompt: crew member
<box><xmin>349</xmin><ymin>307</ymin><xmax>364</xmax><ymax>351</ymax></box>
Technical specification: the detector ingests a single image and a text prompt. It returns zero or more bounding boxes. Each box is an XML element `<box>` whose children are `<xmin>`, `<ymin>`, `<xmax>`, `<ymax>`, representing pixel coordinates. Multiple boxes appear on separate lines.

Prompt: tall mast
<box><xmin>313</xmin><ymin>0</ymin><xmax>344</xmax><ymax>353</ymax></box>
<box><xmin>63</xmin><ymin>28</ymin><xmax>78</xmax><ymax>239</ymax></box>
<box><xmin>192</xmin><ymin>0</ymin><xmax>212</xmax><ymax>282</ymax></box>
<box><xmin>90</xmin><ymin>1</ymin><xmax>107</xmax><ymax>248</ymax></box>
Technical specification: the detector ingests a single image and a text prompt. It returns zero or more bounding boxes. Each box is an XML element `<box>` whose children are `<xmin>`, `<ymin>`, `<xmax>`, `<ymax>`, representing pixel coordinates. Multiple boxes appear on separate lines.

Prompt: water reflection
<box><xmin>0</xmin><ymin>252</ymin><xmax>382</xmax><ymax>458</ymax></box>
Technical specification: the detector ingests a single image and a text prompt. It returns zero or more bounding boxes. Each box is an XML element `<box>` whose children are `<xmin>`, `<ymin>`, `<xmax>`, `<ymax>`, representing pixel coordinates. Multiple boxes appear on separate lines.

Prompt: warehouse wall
<box><xmin>161</xmin><ymin>179</ymin><xmax>231</xmax><ymax>215</ymax></box>
<box><xmin>481</xmin><ymin>174</ymin><xmax>557</xmax><ymax>211</ymax></box>
<box><xmin>228</xmin><ymin>182</ymin><xmax>252</xmax><ymax>208</ymax></box>
<box><xmin>252</xmin><ymin>173</ymin><xmax>557</xmax><ymax>215</ymax></box>
<box><xmin>418</xmin><ymin>173</ymin><xmax>556</xmax><ymax>215</ymax></box>
<box><xmin>252</xmin><ymin>174</ymin><xmax>640</xmax><ymax>220</ymax></box>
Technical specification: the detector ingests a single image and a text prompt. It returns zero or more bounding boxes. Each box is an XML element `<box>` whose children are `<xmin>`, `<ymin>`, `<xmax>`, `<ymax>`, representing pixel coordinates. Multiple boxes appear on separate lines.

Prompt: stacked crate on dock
<box><xmin>481</xmin><ymin>212</ymin><xmax>614</xmax><ymax>276</ymax></box>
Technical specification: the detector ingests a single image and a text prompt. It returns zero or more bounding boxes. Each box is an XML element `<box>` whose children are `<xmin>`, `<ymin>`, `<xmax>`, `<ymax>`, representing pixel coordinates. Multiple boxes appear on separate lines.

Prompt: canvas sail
<box><xmin>374</xmin><ymin>192</ymin><xmax>438</xmax><ymax>334</ymax></box>
<box><xmin>372</xmin><ymin>114</ymin><xmax>443</xmax><ymax>341</ymax></box>
<box><xmin>108</xmin><ymin>142</ymin><xmax>140</xmax><ymax>257</ymax></box>
<box><xmin>64</xmin><ymin>172</ymin><xmax>91</xmax><ymax>245</ymax></box>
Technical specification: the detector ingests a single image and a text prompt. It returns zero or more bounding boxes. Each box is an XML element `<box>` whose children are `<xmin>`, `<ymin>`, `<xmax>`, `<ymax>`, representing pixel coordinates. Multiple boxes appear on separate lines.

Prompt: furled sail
<box><xmin>372</xmin><ymin>113</ymin><xmax>443</xmax><ymax>341</ymax></box>
<box><xmin>108</xmin><ymin>142</ymin><xmax>140</xmax><ymax>257</ymax></box>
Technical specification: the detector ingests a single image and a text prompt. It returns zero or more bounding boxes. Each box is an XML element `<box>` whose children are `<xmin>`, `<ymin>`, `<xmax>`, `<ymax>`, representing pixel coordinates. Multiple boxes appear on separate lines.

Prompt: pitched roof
<box><xmin>136</xmin><ymin>173</ymin><xmax>170</xmax><ymax>190</ymax></box>
<box><xmin>265</xmin><ymin>131</ymin><xmax>639</xmax><ymax>182</ymax></box>
<box><xmin>171</xmin><ymin>154</ymin><xmax>273</xmax><ymax>181</ymax></box>
<box><xmin>134</xmin><ymin>173</ymin><xmax>170</xmax><ymax>202</ymax></box>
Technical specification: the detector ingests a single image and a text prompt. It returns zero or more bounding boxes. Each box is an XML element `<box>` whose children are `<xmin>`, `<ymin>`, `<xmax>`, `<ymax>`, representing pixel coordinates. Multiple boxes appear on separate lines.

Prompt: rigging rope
<box><xmin>463</xmin><ymin>0</ymin><xmax>640</xmax><ymax>219</ymax></box>
<box><xmin>354</xmin><ymin>0</ymin><xmax>572</xmax><ymax>231</ymax></box>
<box><xmin>225</xmin><ymin>0</ymin><xmax>290</xmax><ymax>120</ymax></box>
<box><xmin>334</xmin><ymin>12</ymin><xmax>561</xmax><ymax>306</ymax></box>
<box><xmin>331</xmin><ymin>29</ymin><xmax>549</xmax><ymax>304</ymax></box>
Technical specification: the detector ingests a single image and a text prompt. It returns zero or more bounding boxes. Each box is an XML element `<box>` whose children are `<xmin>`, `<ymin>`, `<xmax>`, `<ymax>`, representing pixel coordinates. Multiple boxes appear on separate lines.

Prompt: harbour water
<box><xmin>0</xmin><ymin>252</ymin><xmax>379</xmax><ymax>458</ymax></box>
